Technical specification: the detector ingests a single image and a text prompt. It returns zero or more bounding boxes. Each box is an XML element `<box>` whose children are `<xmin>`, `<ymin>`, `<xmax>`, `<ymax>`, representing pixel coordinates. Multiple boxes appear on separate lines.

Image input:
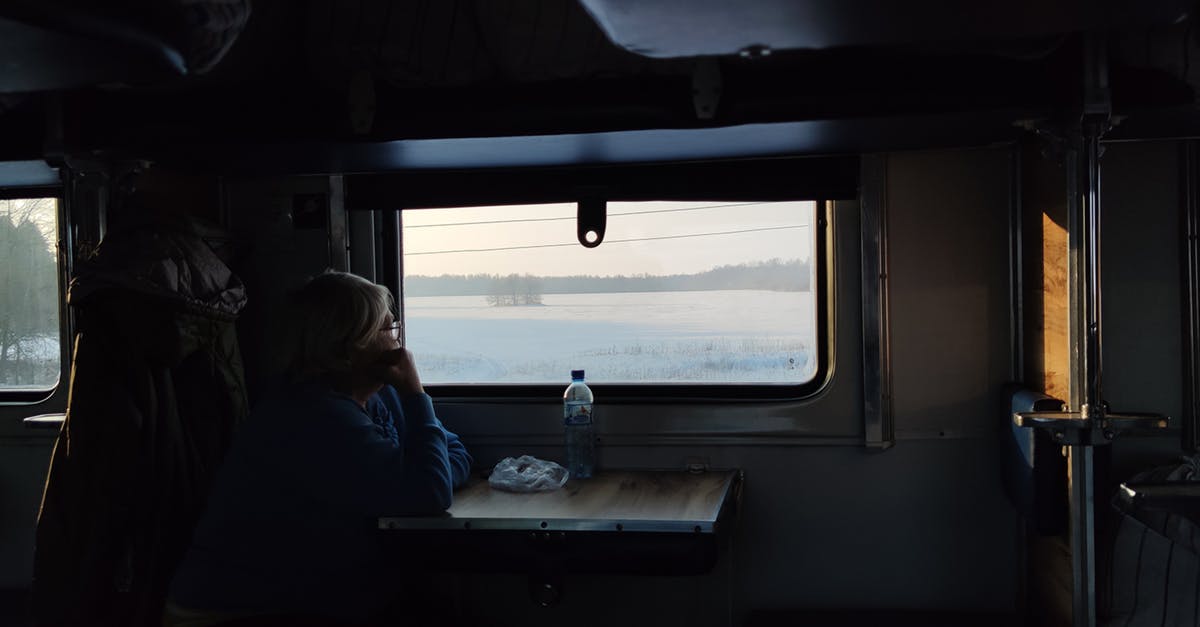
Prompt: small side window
<box><xmin>0</xmin><ymin>196</ymin><xmax>62</xmax><ymax>399</ymax></box>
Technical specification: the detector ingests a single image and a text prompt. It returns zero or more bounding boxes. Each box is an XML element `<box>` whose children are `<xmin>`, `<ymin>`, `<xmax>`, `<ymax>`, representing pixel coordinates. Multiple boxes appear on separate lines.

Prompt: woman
<box><xmin>166</xmin><ymin>271</ymin><xmax>472</xmax><ymax>626</ymax></box>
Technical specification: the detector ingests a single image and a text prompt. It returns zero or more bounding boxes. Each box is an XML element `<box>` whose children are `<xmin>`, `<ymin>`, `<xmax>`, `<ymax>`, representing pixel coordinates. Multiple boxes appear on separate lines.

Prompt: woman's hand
<box><xmin>375</xmin><ymin>347</ymin><xmax>424</xmax><ymax>395</ymax></box>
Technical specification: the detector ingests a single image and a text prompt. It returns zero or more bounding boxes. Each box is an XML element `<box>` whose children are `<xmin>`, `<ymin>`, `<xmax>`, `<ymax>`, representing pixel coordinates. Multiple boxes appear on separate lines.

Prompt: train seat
<box><xmin>1000</xmin><ymin>385</ymin><xmax>1068</xmax><ymax>535</ymax></box>
<box><xmin>1103</xmin><ymin>459</ymin><xmax>1200</xmax><ymax>627</ymax></box>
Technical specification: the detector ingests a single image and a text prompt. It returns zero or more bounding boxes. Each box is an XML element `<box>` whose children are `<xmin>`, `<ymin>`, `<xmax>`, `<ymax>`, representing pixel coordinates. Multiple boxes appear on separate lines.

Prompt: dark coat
<box><xmin>33</xmin><ymin>217</ymin><xmax>249</xmax><ymax>627</ymax></box>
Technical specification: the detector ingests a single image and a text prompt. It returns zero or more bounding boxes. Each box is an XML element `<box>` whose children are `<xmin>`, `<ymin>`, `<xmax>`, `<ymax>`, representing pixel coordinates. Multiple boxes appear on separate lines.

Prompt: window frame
<box><xmin>347</xmin><ymin>156</ymin><xmax>856</xmax><ymax>403</ymax></box>
<box><xmin>397</xmin><ymin>199</ymin><xmax>834</xmax><ymax>403</ymax></box>
<box><xmin>0</xmin><ymin>186</ymin><xmax>68</xmax><ymax>405</ymax></box>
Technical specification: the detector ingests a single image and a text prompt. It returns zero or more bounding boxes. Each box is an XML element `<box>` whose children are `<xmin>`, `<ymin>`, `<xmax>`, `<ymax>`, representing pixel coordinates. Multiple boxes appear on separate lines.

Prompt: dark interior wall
<box><xmin>0</xmin><ymin>443</ymin><xmax>52</xmax><ymax>589</ymax></box>
<box><xmin>1101</xmin><ymin>140</ymin><xmax>1188</xmax><ymax>478</ymax></box>
<box><xmin>222</xmin><ymin>175</ymin><xmax>339</xmax><ymax>400</ymax></box>
<box><xmin>887</xmin><ymin>148</ymin><xmax>1015</xmax><ymax>439</ymax></box>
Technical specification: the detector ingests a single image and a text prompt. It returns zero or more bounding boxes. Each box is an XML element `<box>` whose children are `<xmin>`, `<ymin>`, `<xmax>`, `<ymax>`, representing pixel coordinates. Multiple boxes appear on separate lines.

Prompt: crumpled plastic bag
<box><xmin>488</xmin><ymin>455</ymin><xmax>569</xmax><ymax>493</ymax></box>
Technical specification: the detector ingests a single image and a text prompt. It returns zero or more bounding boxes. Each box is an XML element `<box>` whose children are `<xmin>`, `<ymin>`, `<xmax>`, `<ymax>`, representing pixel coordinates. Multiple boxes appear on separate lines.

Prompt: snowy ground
<box><xmin>0</xmin><ymin>290</ymin><xmax>818</xmax><ymax>390</ymax></box>
<box><xmin>404</xmin><ymin>290</ymin><xmax>816</xmax><ymax>384</ymax></box>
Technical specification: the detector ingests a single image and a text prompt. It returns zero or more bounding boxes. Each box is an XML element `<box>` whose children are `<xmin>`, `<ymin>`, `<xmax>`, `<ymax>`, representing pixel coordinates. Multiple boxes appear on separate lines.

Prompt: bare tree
<box><xmin>4</xmin><ymin>198</ymin><xmax>56</xmax><ymax>244</ymax></box>
<box><xmin>486</xmin><ymin>274</ymin><xmax>544</xmax><ymax>307</ymax></box>
<box><xmin>519</xmin><ymin>275</ymin><xmax>543</xmax><ymax>305</ymax></box>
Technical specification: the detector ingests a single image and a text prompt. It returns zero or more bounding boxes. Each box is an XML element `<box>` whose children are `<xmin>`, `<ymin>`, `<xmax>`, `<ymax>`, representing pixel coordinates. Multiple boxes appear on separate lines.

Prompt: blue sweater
<box><xmin>168</xmin><ymin>382</ymin><xmax>472</xmax><ymax>621</ymax></box>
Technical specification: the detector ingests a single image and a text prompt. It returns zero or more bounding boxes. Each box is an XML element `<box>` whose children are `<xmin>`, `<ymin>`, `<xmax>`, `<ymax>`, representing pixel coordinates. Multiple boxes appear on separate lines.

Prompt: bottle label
<box><xmin>564</xmin><ymin>400</ymin><xmax>593</xmax><ymax>425</ymax></box>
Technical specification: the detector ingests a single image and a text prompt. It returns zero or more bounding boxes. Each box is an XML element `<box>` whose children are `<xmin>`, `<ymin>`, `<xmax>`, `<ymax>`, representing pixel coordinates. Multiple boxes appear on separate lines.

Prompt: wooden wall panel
<box><xmin>1022</xmin><ymin>141</ymin><xmax>1071</xmax><ymax>402</ymax></box>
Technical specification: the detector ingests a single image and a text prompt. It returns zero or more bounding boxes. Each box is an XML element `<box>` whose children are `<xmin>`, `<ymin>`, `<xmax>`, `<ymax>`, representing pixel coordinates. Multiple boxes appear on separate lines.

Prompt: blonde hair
<box><xmin>283</xmin><ymin>271</ymin><xmax>394</xmax><ymax>381</ymax></box>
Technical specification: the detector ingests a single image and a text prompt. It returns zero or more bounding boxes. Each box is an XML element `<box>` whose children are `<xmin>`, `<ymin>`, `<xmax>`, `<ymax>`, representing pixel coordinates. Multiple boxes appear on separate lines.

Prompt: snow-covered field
<box><xmin>405</xmin><ymin>290</ymin><xmax>816</xmax><ymax>384</ymax></box>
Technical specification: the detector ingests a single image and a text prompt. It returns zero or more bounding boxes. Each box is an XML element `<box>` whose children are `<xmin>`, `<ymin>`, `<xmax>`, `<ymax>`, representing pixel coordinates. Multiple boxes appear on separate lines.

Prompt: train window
<box><xmin>401</xmin><ymin>200</ymin><xmax>821</xmax><ymax>388</ymax></box>
<box><xmin>0</xmin><ymin>196</ymin><xmax>61</xmax><ymax>398</ymax></box>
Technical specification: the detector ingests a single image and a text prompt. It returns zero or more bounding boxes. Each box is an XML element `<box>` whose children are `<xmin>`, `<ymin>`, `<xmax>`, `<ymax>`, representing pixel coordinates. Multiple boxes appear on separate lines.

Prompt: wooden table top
<box><xmin>379</xmin><ymin>469</ymin><xmax>738</xmax><ymax>533</ymax></box>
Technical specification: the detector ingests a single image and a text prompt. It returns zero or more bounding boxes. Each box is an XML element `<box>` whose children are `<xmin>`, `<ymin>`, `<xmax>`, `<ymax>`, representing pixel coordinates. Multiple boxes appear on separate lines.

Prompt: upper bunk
<box><xmin>0</xmin><ymin>0</ymin><xmax>1198</xmax><ymax>177</ymax></box>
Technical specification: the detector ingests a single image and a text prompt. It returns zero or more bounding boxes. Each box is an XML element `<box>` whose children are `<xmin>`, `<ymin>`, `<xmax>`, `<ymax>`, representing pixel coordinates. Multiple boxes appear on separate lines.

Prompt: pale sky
<box><xmin>402</xmin><ymin>200</ymin><xmax>815</xmax><ymax>277</ymax></box>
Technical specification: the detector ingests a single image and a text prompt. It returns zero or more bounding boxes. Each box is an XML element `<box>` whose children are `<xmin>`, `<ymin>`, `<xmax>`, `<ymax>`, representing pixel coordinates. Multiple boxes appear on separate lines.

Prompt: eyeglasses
<box><xmin>382</xmin><ymin>322</ymin><xmax>403</xmax><ymax>339</ymax></box>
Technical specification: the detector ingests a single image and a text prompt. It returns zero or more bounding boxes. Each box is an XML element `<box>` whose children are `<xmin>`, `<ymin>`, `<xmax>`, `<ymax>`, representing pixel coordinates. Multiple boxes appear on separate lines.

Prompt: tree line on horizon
<box><xmin>406</xmin><ymin>258</ymin><xmax>811</xmax><ymax>299</ymax></box>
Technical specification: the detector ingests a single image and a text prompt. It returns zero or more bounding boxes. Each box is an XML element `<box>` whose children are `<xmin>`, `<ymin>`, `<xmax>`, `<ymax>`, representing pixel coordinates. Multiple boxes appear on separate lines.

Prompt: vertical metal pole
<box><xmin>1082</xmin><ymin>126</ymin><xmax>1104</xmax><ymax>422</ymax></box>
<box><xmin>1181</xmin><ymin>141</ymin><xmax>1200</xmax><ymax>454</ymax></box>
<box><xmin>396</xmin><ymin>209</ymin><xmax>405</xmax><ymax>343</ymax></box>
<box><xmin>1066</xmin><ymin>115</ymin><xmax>1106</xmax><ymax>627</ymax></box>
<box><xmin>328</xmin><ymin>175</ymin><xmax>350</xmax><ymax>272</ymax></box>
<box><xmin>1065</xmin><ymin>32</ymin><xmax>1109</xmax><ymax>627</ymax></box>
<box><xmin>1068</xmin><ymin>444</ymin><xmax>1096</xmax><ymax>627</ymax></box>
<box><xmin>58</xmin><ymin>169</ymin><xmax>76</xmax><ymax>370</ymax></box>
<box><xmin>1010</xmin><ymin>146</ymin><xmax>1024</xmax><ymax>384</ymax></box>
<box><xmin>379</xmin><ymin>210</ymin><xmax>403</xmax><ymax>340</ymax></box>
<box><xmin>1070</xmin><ymin>138</ymin><xmax>1099</xmax><ymax>627</ymax></box>
<box><xmin>1064</xmin><ymin>125</ymin><xmax>1102</xmax><ymax>627</ymax></box>
<box><xmin>860</xmin><ymin>154</ymin><xmax>894</xmax><ymax>449</ymax></box>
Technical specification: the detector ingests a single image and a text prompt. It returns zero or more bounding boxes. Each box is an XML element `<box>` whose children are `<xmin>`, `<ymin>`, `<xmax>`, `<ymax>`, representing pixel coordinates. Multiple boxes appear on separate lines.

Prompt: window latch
<box><xmin>576</xmin><ymin>194</ymin><xmax>606</xmax><ymax>248</ymax></box>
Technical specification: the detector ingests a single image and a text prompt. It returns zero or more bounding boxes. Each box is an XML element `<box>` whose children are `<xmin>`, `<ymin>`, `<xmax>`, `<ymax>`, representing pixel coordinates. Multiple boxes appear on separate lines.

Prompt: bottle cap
<box><xmin>571</xmin><ymin>369</ymin><xmax>585</xmax><ymax>379</ymax></box>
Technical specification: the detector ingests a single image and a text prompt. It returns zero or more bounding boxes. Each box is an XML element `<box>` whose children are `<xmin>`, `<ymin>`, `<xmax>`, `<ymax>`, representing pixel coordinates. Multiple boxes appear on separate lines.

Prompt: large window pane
<box><xmin>0</xmin><ymin>198</ymin><xmax>60</xmax><ymax>392</ymax></box>
<box><xmin>402</xmin><ymin>201</ymin><xmax>818</xmax><ymax>385</ymax></box>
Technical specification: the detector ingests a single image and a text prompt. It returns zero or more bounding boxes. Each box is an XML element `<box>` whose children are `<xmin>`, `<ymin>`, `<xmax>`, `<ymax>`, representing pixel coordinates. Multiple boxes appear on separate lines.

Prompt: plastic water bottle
<box><xmin>563</xmin><ymin>369</ymin><xmax>595</xmax><ymax>479</ymax></box>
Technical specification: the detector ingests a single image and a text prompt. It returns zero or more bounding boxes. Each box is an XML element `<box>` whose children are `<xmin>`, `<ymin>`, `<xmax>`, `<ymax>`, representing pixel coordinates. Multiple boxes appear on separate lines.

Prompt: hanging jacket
<box><xmin>33</xmin><ymin>215</ymin><xmax>249</xmax><ymax>627</ymax></box>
